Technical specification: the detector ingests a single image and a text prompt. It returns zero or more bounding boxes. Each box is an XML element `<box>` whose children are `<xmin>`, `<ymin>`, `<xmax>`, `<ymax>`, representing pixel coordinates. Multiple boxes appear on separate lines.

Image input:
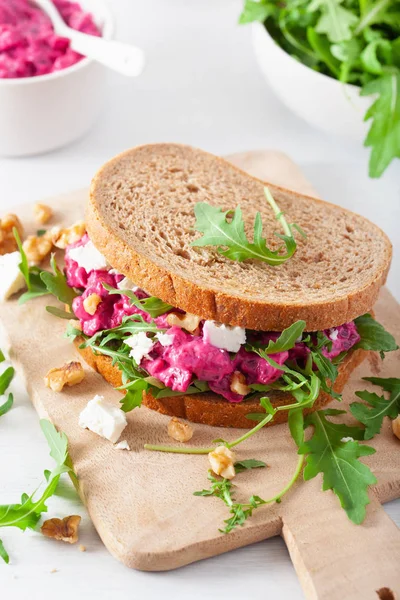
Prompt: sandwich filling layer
<box><xmin>65</xmin><ymin>235</ymin><xmax>361</xmax><ymax>403</ymax></box>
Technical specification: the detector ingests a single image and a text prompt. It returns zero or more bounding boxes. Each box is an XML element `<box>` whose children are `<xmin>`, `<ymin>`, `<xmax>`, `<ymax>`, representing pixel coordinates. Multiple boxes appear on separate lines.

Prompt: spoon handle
<box><xmin>67</xmin><ymin>29</ymin><xmax>145</xmax><ymax>77</ymax></box>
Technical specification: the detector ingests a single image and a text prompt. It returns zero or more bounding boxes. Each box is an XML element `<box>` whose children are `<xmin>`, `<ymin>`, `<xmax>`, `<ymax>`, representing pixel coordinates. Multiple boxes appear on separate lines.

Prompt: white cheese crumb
<box><xmin>329</xmin><ymin>328</ymin><xmax>339</xmax><ymax>341</ymax></box>
<box><xmin>203</xmin><ymin>321</ymin><xmax>246</xmax><ymax>353</ymax></box>
<box><xmin>68</xmin><ymin>240</ymin><xmax>109</xmax><ymax>272</ymax></box>
<box><xmin>117</xmin><ymin>276</ymin><xmax>139</xmax><ymax>292</ymax></box>
<box><xmin>125</xmin><ymin>331</ymin><xmax>154</xmax><ymax>364</ymax></box>
<box><xmin>156</xmin><ymin>332</ymin><xmax>174</xmax><ymax>347</ymax></box>
<box><xmin>341</xmin><ymin>437</ymin><xmax>354</xmax><ymax>443</ymax></box>
<box><xmin>79</xmin><ymin>395</ymin><xmax>127</xmax><ymax>443</ymax></box>
<box><xmin>0</xmin><ymin>251</ymin><xmax>26</xmax><ymax>301</ymax></box>
<box><xmin>114</xmin><ymin>440</ymin><xmax>130</xmax><ymax>450</ymax></box>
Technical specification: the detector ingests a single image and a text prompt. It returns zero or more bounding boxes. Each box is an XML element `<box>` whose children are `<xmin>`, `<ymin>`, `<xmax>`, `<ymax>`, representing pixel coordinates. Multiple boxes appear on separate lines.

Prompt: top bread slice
<box><xmin>87</xmin><ymin>144</ymin><xmax>392</xmax><ymax>331</ymax></box>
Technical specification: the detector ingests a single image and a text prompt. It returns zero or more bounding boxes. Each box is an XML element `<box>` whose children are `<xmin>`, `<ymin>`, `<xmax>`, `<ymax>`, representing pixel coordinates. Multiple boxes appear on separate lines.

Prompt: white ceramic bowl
<box><xmin>0</xmin><ymin>0</ymin><xmax>113</xmax><ymax>157</ymax></box>
<box><xmin>252</xmin><ymin>22</ymin><xmax>371</xmax><ymax>143</ymax></box>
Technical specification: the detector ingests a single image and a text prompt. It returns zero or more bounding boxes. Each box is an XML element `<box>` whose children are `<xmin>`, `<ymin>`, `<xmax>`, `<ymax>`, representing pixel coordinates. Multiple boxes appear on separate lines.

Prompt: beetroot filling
<box><xmin>65</xmin><ymin>236</ymin><xmax>361</xmax><ymax>403</ymax></box>
<box><xmin>0</xmin><ymin>0</ymin><xmax>101</xmax><ymax>78</ymax></box>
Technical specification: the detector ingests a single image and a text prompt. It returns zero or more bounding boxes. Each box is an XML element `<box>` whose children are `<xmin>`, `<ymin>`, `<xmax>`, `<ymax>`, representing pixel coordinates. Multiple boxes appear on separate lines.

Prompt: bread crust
<box><xmin>87</xmin><ymin>143</ymin><xmax>392</xmax><ymax>332</ymax></box>
<box><xmin>75</xmin><ymin>338</ymin><xmax>368</xmax><ymax>428</ymax></box>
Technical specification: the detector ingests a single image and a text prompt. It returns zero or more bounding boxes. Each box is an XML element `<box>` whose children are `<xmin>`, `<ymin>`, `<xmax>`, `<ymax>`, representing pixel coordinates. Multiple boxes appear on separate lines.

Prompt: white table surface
<box><xmin>1</xmin><ymin>1</ymin><xmax>399</xmax><ymax>599</ymax></box>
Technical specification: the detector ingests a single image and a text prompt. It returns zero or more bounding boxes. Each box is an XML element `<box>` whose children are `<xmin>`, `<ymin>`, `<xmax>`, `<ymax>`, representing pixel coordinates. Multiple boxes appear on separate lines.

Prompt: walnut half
<box><xmin>167</xmin><ymin>417</ymin><xmax>193</xmax><ymax>442</ymax></box>
<box><xmin>44</xmin><ymin>361</ymin><xmax>85</xmax><ymax>392</ymax></box>
<box><xmin>22</xmin><ymin>233</ymin><xmax>53</xmax><ymax>265</ymax></box>
<box><xmin>0</xmin><ymin>213</ymin><xmax>24</xmax><ymax>255</ymax></box>
<box><xmin>208</xmin><ymin>446</ymin><xmax>236</xmax><ymax>480</ymax></box>
<box><xmin>83</xmin><ymin>293</ymin><xmax>102</xmax><ymax>316</ymax></box>
<box><xmin>230</xmin><ymin>371</ymin><xmax>251</xmax><ymax>396</ymax></box>
<box><xmin>166</xmin><ymin>311</ymin><xmax>201</xmax><ymax>334</ymax></box>
<box><xmin>52</xmin><ymin>221</ymin><xmax>86</xmax><ymax>249</ymax></box>
<box><xmin>33</xmin><ymin>203</ymin><xmax>53</xmax><ymax>225</ymax></box>
<box><xmin>41</xmin><ymin>515</ymin><xmax>81</xmax><ymax>544</ymax></box>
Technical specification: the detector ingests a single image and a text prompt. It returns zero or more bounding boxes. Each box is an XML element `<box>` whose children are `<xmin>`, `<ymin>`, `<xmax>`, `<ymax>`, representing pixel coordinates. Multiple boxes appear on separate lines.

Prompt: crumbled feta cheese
<box><xmin>329</xmin><ymin>328</ymin><xmax>339</xmax><ymax>341</ymax></box>
<box><xmin>295</xmin><ymin>335</ymin><xmax>302</xmax><ymax>343</ymax></box>
<box><xmin>0</xmin><ymin>251</ymin><xmax>25</xmax><ymax>301</ymax></box>
<box><xmin>203</xmin><ymin>321</ymin><xmax>246</xmax><ymax>353</ymax></box>
<box><xmin>79</xmin><ymin>395</ymin><xmax>127</xmax><ymax>443</ymax></box>
<box><xmin>125</xmin><ymin>331</ymin><xmax>154</xmax><ymax>364</ymax></box>
<box><xmin>156</xmin><ymin>332</ymin><xmax>174</xmax><ymax>347</ymax></box>
<box><xmin>117</xmin><ymin>276</ymin><xmax>139</xmax><ymax>292</ymax></box>
<box><xmin>68</xmin><ymin>240</ymin><xmax>108</xmax><ymax>272</ymax></box>
<box><xmin>341</xmin><ymin>437</ymin><xmax>354</xmax><ymax>443</ymax></box>
<box><xmin>114</xmin><ymin>440</ymin><xmax>130</xmax><ymax>450</ymax></box>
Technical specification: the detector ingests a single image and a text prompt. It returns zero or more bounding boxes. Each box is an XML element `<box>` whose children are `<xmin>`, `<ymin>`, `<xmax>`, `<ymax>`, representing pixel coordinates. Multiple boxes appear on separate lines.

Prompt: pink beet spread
<box><xmin>0</xmin><ymin>0</ymin><xmax>101</xmax><ymax>78</ymax></box>
<box><xmin>65</xmin><ymin>235</ymin><xmax>361</xmax><ymax>403</ymax></box>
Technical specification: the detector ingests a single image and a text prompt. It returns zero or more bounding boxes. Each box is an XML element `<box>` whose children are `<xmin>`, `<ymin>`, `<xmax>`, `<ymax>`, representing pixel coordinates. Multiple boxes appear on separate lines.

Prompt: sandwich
<box><xmin>48</xmin><ymin>143</ymin><xmax>395</xmax><ymax>428</ymax></box>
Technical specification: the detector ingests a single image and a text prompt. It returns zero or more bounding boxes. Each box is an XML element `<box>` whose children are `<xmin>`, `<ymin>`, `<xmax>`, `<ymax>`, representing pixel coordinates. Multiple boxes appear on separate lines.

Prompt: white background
<box><xmin>0</xmin><ymin>1</ymin><xmax>399</xmax><ymax>599</ymax></box>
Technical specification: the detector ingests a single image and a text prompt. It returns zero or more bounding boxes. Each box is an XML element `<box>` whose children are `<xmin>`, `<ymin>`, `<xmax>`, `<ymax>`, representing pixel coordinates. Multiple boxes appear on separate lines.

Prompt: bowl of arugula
<box><xmin>239</xmin><ymin>1</ymin><xmax>400</xmax><ymax>178</ymax></box>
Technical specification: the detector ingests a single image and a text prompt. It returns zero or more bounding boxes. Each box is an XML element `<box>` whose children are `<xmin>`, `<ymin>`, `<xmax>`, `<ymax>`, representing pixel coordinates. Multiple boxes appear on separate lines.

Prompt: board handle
<box><xmin>281</xmin><ymin>483</ymin><xmax>400</xmax><ymax>600</ymax></box>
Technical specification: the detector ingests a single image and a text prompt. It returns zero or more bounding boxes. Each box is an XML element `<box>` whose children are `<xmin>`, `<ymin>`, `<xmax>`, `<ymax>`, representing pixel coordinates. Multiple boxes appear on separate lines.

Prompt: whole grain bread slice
<box><xmin>76</xmin><ymin>339</ymin><xmax>368</xmax><ymax>428</ymax></box>
<box><xmin>88</xmin><ymin>144</ymin><xmax>392</xmax><ymax>331</ymax></box>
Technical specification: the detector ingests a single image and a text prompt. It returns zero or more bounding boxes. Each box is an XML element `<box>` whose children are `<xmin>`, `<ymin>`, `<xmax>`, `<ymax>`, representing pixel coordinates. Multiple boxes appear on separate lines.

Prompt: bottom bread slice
<box><xmin>75</xmin><ymin>339</ymin><xmax>368</xmax><ymax>428</ymax></box>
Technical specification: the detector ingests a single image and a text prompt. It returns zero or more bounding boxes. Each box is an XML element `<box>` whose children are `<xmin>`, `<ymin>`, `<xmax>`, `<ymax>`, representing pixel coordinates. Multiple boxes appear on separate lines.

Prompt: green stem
<box><xmin>226</xmin><ymin>414</ymin><xmax>273</xmax><ymax>449</ymax></box>
<box><xmin>144</xmin><ymin>413</ymin><xmax>274</xmax><ymax>455</ymax></box>
<box><xmin>264</xmin><ymin>186</ymin><xmax>292</xmax><ymax>237</ymax></box>
<box><xmin>354</xmin><ymin>0</ymin><xmax>391</xmax><ymax>35</ymax></box>
<box><xmin>143</xmin><ymin>444</ymin><xmax>213</xmax><ymax>454</ymax></box>
<box><xmin>262</xmin><ymin>453</ymin><xmax>305</xmax><ymax>504</ymax></box>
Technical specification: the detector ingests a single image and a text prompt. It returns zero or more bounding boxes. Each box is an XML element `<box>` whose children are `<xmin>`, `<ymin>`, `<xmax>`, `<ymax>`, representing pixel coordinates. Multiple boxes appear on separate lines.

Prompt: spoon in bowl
<box><xmin>33</xmin><ymin>0</ymin><xmax>145</xmax><ymax>77</ymax></box>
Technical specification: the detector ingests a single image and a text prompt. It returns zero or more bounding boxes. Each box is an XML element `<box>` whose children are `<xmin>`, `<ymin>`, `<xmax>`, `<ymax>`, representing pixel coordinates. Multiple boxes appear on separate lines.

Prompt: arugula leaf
<box><xmin>0</xmin><ymin>539</ymin><xmax>9</xmax><ymax>564</ymax></box>
<box><xmin>64</xmin><ymin>322</ymin><xmax>84</xmax><ymax>341</ymax></box>
<box><xmin>238</xmin><ymin>0</ymin><xmax>277</xmax><ymax>25</ymax></box>
<box><xmin>194</xmin><ymin>471</ymin><xmax>267</xmax><ymax>533</ymax></box>
<box><xmin>361</xmin><ymin>39</ymin><xmax>392</xmax><ymax>75</ymax></box>
<box><xmin>0</xmin><ymin>420</ymin><xmax>75</xmax><ymax>563</ymax></box>
<box><xmin>120</xmin><ymin>380</ymin><xmax>147</xmax><ymax>412</ymax></box>
<box><xmin>351</xmin><ymin>388</ymin><xmax>400</xmax><ymax>439</ymax></box>
<box><xmin>46</xmin><ymin>306</ymin><xmax>78</xmax><ymax>320</ymax></box>
<box><xmin>0</xmin><ymin>366</ymin><xmax>14</xmax><ymax>395</ymax></box>
<box><xmin>363</xmin><ymin>376</ymin><xmax>400</xmax><ymax>393</ymax></box>
<box><xmin>354</xmin><ymin>313</ymin><xmax>398</xmax><ymax>357</ymax></box>
<box><xmin>251</xmin><ymin>320</ymin><xmax>306</xmax><ymax>354</ymax></box>
<box><xmin>81</xmin><ymin>314</ymin><xmax>163</xmax><ymax>351</ymax></box>
<box><xmin>299</xmin><ymin>410</ymin><xmax>376</xmax><ymax>524</ymax></box>
<box><xmin>103</xmin><ymin>284</ymin><xmax>173</xmax><ymax>318</ymax></box>
<box><xmin>191</xmin><ymin>187</ymin><xmax>299</xmax><ymax>265</ymax></box>
<box><xmin>307</xmin><ymin>27</ymin><xmax>341</xmax><ymax>76</ymax></box>
<box><xmin>13</xmin><ymin>228</ymin><xmax>30</xmax><ymax>286</ymax></box>
<box><xmin>40</xmin><ymin>255</ymin><xmax>77</xmax><ymax>309</ymax></box>
<box><xmin>310</xmin><ymin>349</ymin><xmax>339</xmax><ymax>395</ymax></box>
<box><xmin>249</xmin><ymin>350</ymin><xmax>322</xmax><ymax>412</ymax></box>
<box><xmin>288</xmin><ymin>408</ymin><xmax>305</xmax><ymax>448</ymax></box>
<box><xmin>154</xmin><ymin>380</ymin><xmax>210</xmax><ymax>399</ymax></box>
<box><xmin>0</xmin><ymin>394</ymin><xmax>13</xmax><ymax>418</ymax></box>
<box><xmin>13</xmin><ymin>229</ymin><xmax>49</xmax><ymax>304</ymax></box>
<box><xmin>40</xmin><ymin>419</ymin><xmax>70</xmax><ymax>477</ymax></box>
<box><xmin>350</xmin><ymin>377</ymin><xmax>400</xmax><ymax>439</ymax></box>
<box><xmin>361</xmin><ymin>72</ymin><xmax>400</xmax><ymax>178</ymax></box>
<box><xmin>36</xmin><ymin>229</ymin><xmax>46</xmax><ymax>237</ymax></box>
<box><xmin>234</xmin><ymin>459</ymin><xmax>267</xmax><ymax>473</ymax></box>
<box><xmin>355</xmin><ymin>0</ymin><xmax>397</xmax><ymax>34</ymax></box>
<box><xmin>0</xmin><ymin>349</ymin><xmax>5</xmax><ymax>363</ymax></box>
<box><xmin>308</xmin><ymin>0</ymin><xmax>358</xmax><ymax>43</ymax></box>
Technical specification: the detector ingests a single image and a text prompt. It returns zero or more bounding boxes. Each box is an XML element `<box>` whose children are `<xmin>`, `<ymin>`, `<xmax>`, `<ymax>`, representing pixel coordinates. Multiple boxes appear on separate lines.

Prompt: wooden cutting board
<box><xmin>1</xmin><ymin>151</ymin><xmax>400</xmax><ymax>600</ymax></box>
